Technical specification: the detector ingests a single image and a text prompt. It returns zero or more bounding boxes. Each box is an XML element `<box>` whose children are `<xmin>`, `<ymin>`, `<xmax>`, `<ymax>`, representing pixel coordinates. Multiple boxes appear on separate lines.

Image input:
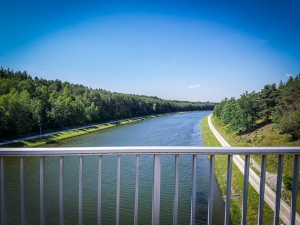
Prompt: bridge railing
<box><xmin>0</xmin><ymin>147</ymin><xmax>299</xmax><ymax>225</ymax></box>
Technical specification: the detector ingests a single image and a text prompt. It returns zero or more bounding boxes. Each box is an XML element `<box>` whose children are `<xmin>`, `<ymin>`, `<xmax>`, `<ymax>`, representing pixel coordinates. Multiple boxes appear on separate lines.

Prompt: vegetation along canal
<box><xmin>5</xmin><ymin>111</ymin><xmax>225</xmax><ymax>224</ymax></box>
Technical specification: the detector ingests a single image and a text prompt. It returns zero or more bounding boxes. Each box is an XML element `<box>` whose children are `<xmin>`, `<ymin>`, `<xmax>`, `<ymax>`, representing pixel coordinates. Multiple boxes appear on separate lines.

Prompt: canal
<box><xmin>4</xmin><ymin>111</ymin><xmax>225</xmax><ymax>224</ymax></box>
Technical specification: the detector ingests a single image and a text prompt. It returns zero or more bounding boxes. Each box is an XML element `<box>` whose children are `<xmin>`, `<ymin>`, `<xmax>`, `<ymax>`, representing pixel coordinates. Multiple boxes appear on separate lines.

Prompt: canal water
<box><xmin>3</xmin><ymin>111</ymin><xmax>225</xmax><ymax>224</ymax></box>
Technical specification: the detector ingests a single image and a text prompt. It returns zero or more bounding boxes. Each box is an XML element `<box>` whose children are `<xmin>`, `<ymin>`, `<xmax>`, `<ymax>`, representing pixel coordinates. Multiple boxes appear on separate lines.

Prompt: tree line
<box><xmin>0</xmin><ymin>67</ymin><xmax>216</xmax><ymax>138</ymax></box>
<box><xmin>213</xmin><ymin>74</ymin><xmax>300</xmax><ymax>139</ymax></box>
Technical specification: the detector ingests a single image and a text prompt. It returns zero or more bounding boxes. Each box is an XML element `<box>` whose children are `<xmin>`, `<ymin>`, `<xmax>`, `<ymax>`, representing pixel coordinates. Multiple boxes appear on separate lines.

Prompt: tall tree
<box><xmin>214</xmin><ymin>98</ymin><xmax>228</xmax><ymax>118</ymax></box>
<box><xmin>259</xmin><ymin>84</ymin><xmax>279</xmax><ymax>122</ymax></box>
<box><xmin>5</xmin><ymin>89</ymin><xmax>34</xmax><ymax>135</ymax></box>
<box><xmin>31</xmin><ymin>99</ymin><xmax>43</xmax><ymax>134</ymax></box>
<box><xmin>276</xmin><ymin>74</ymin><xmax>300</xmax><ymax>139</ymax></box>
<box><xmin>238</xmin><ymin>91</ymin><xmax>260</xmax><ymax>132</ymax></box>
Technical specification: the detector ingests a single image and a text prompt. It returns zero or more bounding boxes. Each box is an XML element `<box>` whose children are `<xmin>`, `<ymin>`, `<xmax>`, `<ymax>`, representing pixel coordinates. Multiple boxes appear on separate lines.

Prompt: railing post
<box><xmin>225</xmin><ymin>155</ymin><xmax>232</xmax><ymax>225</ymax></box>
<box><xmin>1</xmin><ymin>157</ymin><xmax>7</xmax><ymax>225</ymax></box>
<box><xmin>116</xmin><ymin>155</ymin><xmax>121</xmax><ymax>225</ymax></box>
<box><xmin>289</xmin><ymin>154</ymin><xmax>299</xmax><ymax>225</ymax></box>
<box><xmin>79</xmin><ymin>156</ymin><xmax>83</xmax><ymax>225</ymax></box>
<box><xmin>274</xmin><ymin>154</ymin><xmax>283</xmax><ymax>225</ymax></box>
<box><xmin>97</xmin><ymin>155</ymin><xmax>102</xmax><ymax>225</ymax></box>
<box><xmin>190</xmin><ymin>154</ymin><xmax>197</xmax><ymax>225</ymax></box>
<box><xmin>241</xmin><ymin>155</ymin><xmax>250</xmax><ymax>225</ymax></box>
<box><xmin>258</xmin><ymin>155</ymin><xmax>267</xmax><ymax>225</ymax></box>
<box><xmin>152</xmin><ymin>154</ymin><xmax>161</xmax><ymax>225</ymax></box>
<box><xmin>59</xmin><ymin>156</ymin><xmax>64</xmax><ymax>225</ymax></box>
<box><xmin>173</xmin><ymin>154</ymin><xmax>179</xmax><ymax>225</ymax></box>
<box><xmin>40</xmin><ymin>157</ymin><xmax>45</xmax><ymax>225</ymax></box>
<box><xmin>208</xmin><ymin>155</ymin><xmax>215</xmax><ymax>225</ymax></box>
<box><xmin>134</xmin><ymin>155</ymin><xmax>139</xmax><ymax>225</ymax></box>
<box><xmin>20</xmin><ymin>156</ymin><xmax>26</xmax><ymax>225</ymax></box>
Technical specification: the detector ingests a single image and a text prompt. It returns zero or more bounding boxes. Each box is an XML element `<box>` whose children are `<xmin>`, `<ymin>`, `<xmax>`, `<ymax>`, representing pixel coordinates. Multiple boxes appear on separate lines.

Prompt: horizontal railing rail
<box><xmin>1</xmin><ymin>146</ymin><xmax>300</xmax><ymax>156</ymax></box>
<box><xmin>0</xmin><ymin>147</ymin><xmax>299</xmax><ymax>225</ymax></box>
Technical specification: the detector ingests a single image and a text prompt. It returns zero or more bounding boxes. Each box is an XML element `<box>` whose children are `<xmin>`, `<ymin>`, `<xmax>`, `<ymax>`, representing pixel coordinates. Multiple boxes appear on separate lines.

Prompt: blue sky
<box><xmin>1</xmin><ymin>1</ymin><xmax>300</xmax><ymax>102</ymax></box>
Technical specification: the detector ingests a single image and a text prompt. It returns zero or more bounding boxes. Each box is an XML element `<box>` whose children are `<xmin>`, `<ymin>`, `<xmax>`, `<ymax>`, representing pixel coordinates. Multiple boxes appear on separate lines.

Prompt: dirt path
<box><xmin>208</xmin><ymin>114</ymin><xmax>300</xmax><ymax>225</ymax></box>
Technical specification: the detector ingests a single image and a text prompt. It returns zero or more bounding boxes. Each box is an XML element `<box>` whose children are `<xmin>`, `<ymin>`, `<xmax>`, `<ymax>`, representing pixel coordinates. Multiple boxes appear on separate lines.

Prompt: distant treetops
<box><xmin>213</xmin><ymin>74</ymin><xmax>300</xmax><ymax>139</ymax></box>
<box><xmin>0</xmin><ymin>67</ymin><xmax>216</xmax><ymax>138</ymax></box>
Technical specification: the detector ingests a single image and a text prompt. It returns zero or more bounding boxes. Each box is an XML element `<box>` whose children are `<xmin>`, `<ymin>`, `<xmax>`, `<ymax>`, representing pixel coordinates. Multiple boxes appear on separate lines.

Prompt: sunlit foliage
<box><xmin>0</xmin><ymin>67</ymin><xmax>216</xmax><ymax>138</ymax></box>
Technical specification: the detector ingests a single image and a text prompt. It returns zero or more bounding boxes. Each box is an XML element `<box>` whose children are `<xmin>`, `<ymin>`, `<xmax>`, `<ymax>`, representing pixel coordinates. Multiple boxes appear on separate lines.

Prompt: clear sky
<box><xmin>1</xmin><ymin>0</ymin><xmax>300</xmax><ymax>102</ymax></box>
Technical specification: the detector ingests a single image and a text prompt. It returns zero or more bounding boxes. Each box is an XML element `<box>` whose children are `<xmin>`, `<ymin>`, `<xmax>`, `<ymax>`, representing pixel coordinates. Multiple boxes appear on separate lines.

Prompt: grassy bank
<box><xmin>201</xmin><ymin>114</ymin><xmax>281</xmax><ymax>224</ymax></box>
<box><xmin>210</xmin><ymin>115</ymin><xmax>300</xmax><ymax>216</ymax></box>
<box><xmin>2</xmin><ymin>113</ymin><xmax>172</xmax><ymax>147</ymax></box>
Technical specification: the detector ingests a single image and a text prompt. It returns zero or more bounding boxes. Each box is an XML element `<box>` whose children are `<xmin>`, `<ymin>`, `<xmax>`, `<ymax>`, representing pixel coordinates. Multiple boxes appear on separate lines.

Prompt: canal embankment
<box><xmin>201</xmin><ymin>114</ymin><xmax>279</xmax><ymax>224</ymax></box>
<box><xmin>0</xmin><ymin>113</ymin><xmax>177</xmax><ymax>147</ymax></box>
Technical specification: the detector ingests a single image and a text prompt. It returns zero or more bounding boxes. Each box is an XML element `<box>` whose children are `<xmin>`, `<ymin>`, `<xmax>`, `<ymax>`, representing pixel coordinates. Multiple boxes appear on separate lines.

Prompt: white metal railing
<box><xmin>0</xmin><ymin>147</ymin><xmax>299</xmax><ymax>225</ymax></box>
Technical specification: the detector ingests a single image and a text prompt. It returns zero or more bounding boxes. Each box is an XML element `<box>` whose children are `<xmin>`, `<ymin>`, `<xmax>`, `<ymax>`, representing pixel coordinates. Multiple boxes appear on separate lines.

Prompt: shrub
<box><xmin>283</xmin><ymin>173</ymin><xmax>293</xmax><ymax>191</ymax></box>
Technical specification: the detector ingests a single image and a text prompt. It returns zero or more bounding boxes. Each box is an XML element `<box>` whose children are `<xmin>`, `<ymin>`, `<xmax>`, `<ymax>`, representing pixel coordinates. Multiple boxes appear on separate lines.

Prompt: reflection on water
<box><xmin>2</xmin><ymin>111</ymin><xmax>225</xmax><ymax>224</ymax></box>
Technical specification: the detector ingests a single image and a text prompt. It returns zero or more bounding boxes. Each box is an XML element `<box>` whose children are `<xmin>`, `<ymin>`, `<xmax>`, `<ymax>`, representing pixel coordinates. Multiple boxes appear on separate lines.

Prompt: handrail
<box><xmin>0</xmin><ymin>146</ymin><xmax>299</xmax><ymax>156</ymax></box>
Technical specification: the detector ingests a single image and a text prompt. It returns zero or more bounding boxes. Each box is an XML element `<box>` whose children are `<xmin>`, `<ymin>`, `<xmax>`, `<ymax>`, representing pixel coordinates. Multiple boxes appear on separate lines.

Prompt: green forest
<box><xmin>0</xmin><ymin>67</ymin><xmax>215</xmax><ymax>139</ymax></box>
<box><xmin>214</xmin><ymin>73</ymin><xmax>300</xmax><ymax>140</ymax></box>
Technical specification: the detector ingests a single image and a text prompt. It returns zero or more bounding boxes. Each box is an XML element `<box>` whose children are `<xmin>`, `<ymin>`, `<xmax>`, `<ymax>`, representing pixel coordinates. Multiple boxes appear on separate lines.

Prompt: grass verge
<box><xmin>211</xmin><ymin>115</ymin><xmax>300</xmax><ymax>215</ymax></box>
<box><xmin>201</xmin><ymin>114</ymin><xmax>282</xmax><ymax>224</ymax></box>
<box><xmin>4</xmin><ymin>123</ymin><xmax>117</xmax><ymax>147</ymax></box>
<box><xmin>2</xmin><ymin>113</ymin><xmax>173</xmax><ymax>147</ymax></box>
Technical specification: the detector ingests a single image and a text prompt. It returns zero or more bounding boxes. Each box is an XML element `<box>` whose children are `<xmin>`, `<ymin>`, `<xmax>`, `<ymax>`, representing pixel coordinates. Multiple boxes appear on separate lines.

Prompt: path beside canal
<box><xmin>208</xmin><ymin>114</ymin><xmax>300</xmax><ymax>225</ymax></box>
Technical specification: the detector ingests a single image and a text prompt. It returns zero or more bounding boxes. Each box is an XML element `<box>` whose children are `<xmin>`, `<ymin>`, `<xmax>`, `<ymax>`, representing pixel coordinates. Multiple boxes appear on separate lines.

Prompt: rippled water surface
<box><xmin>4</xmin><ymin>111</ymin><xmax>225</xmax><ymax>224</ymax></box>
